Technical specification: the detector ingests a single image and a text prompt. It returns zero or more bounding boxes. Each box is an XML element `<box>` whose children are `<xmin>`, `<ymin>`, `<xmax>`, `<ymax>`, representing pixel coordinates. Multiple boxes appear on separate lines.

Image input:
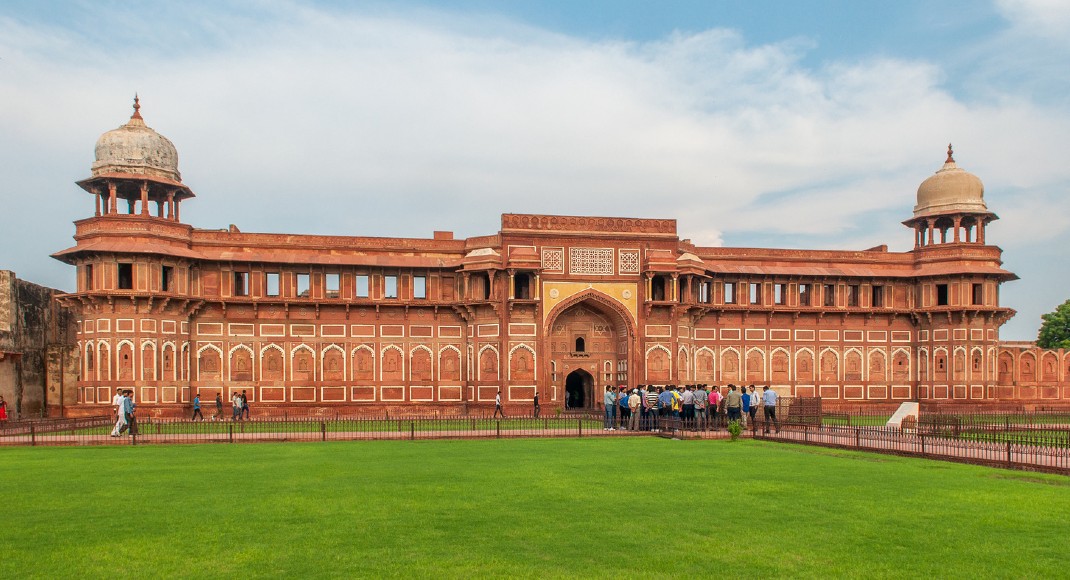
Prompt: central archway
<box><xmin>565</xmin><ymin>369</ymin><xmax>593</xmax><ymax>409</ymax></box>
<box><xmin>545</xmin><ymin>289</ymin><xmax>636</xmax><ymax>407</ymax></box>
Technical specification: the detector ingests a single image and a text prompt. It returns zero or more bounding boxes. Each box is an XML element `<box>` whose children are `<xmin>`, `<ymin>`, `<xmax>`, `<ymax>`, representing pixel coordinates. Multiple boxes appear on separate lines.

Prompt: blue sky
<box><xmin>1</xmin><ymin>0</ymin><xmax>1068</xmax><ymax>340</ymax></box>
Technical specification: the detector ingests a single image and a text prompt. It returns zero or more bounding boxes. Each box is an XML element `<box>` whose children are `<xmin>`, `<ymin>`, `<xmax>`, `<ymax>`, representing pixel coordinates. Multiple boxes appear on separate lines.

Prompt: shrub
<box><xmin>727</xmin><ymin>420</ymin><xmax>743</xmax><ymax>441</ymax></box>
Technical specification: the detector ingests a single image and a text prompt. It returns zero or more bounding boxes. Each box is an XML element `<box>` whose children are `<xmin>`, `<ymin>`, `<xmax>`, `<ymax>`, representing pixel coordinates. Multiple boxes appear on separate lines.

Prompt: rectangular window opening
<box><xmin>724</xmin><ymin>282</ymin><xmax>735</xmax><ymax>305</ymax></box>
<box><xmin>297</xmin><ymin>273</ymin><xmax>310</xmax><ymax>298</ymax></box>
<box><xmin>847</xmin><ymin>284</ymin><xmax>859</xmax><ymax>307</ymax></box>
<box><xmin>972</xmin><ymin>283</ymin><xmax>983</xmax><ymax>306</ymax></box>
<box><xmin>823</xmin><ymin>284</ymin><xmax>836</xmax><ymax>307</ymax></box>
<box><xmin>414</xmin><ymin>275</ymin><xmax>427</xmax><ymax>299</ymax></box>
<box><xmin>233</xmin><ymin>271</ymin><xmax>249</xmax><ymax>297</ymax></box>
<box><xmin>161</xmin><ymin>265</ymin><xmax>173</xmax><ymax>292</ymax></box>
<box><xmin>325</xmin><ymin>273</ymin><xmax>340</xmax><ymax>299</ymax></box>
<box><xmin>265</xmin><ymin>273</ymin><xmax>280</xmax><ymax>297</ymax></box>
<box><xmin>936</xmin><ymin>283</ymin><xmax>949</xmax><ymax>306</ymax></box>
<box><xmin>385</xmin><ymin>275</ymin><xmax>398</xmax><ymax>299</ymax></box>
<box><xmin>799</xmin><ymin>283</ymin><xmax>811</xmax><ymax>307</ymax></box>
<box><xmin>872</xmin><ymin>285</ymin><xmax>885</xmax><ymax>308</ymax></box>
<box><xmin>117</xmin><ymin>263</ymin><xmax>133</xmax><ymax>290</ymax></box>
<box><xmin>774</xmin><ymin>283</ymin><xmax>786</xmax><ymax>305</ymax></box>
<box><xmin>698</xmin><ymin>281</ymin><xmax>710</xmax><ymax>304</ymax></box>
<box><xmin>749</xmin><ymin>282</ymin><xmax>761</xmax><ymax>305</ymax></box>
<box><xmin>356</xmin><ymin>274</ymin><xmax>369</xmax><ymax>298</ymax></box>
<box><xmin>85</xmin><ymin>264</ymin><xmax>94</xmax><ymax>291</ymax></box>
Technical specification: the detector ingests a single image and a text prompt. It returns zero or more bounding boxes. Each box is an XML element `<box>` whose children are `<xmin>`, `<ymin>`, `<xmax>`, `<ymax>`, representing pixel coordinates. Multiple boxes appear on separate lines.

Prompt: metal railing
<box><xmin>0</xmin><ymin>415</ymin><xmax>624</xmax><ymax>447</ymax></box>
<box><xmin>755</xmin><ymin>422</ymin><xmax>1070</xmax><ymax>474</ymax></box>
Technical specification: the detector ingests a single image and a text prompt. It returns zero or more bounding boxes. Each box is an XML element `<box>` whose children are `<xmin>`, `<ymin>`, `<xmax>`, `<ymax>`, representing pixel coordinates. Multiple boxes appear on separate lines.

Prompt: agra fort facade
<box><xmin>52</xmin><ymin>100</ymin><xmax>1070</xmax><ymax>417</ymax></box>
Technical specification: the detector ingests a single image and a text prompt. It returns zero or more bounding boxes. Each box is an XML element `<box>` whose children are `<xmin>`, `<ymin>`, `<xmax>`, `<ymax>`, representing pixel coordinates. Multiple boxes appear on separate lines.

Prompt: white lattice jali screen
<box><xmin>541</xmin><ymin>248</ymin><xmax>564</xmax><ymax>272</ymax></box>
<box><xmin>569</xmin><ymin>248</ymin><xmax>614</xmax><ymax>275</ymax></box>
<box><xmin>618</xmin><ymin>249</ymin><xmax>640</xmax><ymax>274</ymax></box>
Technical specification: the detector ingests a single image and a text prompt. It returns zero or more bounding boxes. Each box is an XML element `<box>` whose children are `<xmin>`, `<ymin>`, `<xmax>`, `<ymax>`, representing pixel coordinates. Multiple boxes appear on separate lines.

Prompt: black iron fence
<box><xmin>755</xmin><ymin>423</ymin><xmax>1070</xmax><ymax>474</ymax></box>
<box><xmin>0</xmin><ymin>415</ymin><xmax>622</xmax><ymax>446</ymax></box>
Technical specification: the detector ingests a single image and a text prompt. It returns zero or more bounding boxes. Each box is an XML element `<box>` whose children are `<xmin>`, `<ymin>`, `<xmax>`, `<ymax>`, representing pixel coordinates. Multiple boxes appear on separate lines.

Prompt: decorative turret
<box><xmin>904</xmin><ymin>145</ymin><xmax>997</xmax><ymax>248</ymax></box>
<box><xmin>76</xmin><ymin>96</ymin><xmax>194</xmax><ymax>220</ymax></box>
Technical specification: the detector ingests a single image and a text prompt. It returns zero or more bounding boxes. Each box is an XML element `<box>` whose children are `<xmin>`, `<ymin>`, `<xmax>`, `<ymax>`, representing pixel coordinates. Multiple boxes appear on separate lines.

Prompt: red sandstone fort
<box><xmin>3</xmin><ymin>98</ymin><xmax>1067</xmax><ymax>418</ymax></box>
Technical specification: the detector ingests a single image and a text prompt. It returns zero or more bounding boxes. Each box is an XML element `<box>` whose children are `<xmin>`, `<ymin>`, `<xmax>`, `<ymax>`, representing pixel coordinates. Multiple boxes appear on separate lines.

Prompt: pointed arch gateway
<box><xmin>544</xmin><ymin>289</ymin><xmax>636</xmax><ymax>409</ymax></box>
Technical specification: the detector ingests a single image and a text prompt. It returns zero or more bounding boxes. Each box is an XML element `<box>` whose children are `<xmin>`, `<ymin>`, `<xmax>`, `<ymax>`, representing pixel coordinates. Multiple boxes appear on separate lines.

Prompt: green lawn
<box><xmin>3</xmin><ymin>439</ymin><xmax>1068</xmax><ymax>578</ymax></box>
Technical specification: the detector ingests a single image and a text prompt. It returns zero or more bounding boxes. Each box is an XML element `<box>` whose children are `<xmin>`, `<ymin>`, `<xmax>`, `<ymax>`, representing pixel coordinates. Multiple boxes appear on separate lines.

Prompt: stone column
<box><xmin>953</xmin><ymin>216</ymin><xmax>961</xmax><ymax>243</ymax></box>
<box><xmin>166</xmin><ymin>191</ymin><xmax>175</xmax><ymax>220</ymax></box>
<box><xmin>108</xmin><ymin>182</ymin><xmax>118</xmax><ymax>214</ymax></box>
<box><xmin>926</xmin><ymin>219</ymin><xmax>934</xmax><ymax>246</ymax></box>
<box><xmin>508</xmin><ymin>270</ymin><xmax>516</xmax><ymax>300</ymax></box>
<box><xmin>140</xmin><ymin>182</ymin><xmax>150</xmax><ymax>216</ymax></box>
<box><xmin>94</xmin><ymin>188</ymin><xmax>102</xmax><ymax>217</ymax></box>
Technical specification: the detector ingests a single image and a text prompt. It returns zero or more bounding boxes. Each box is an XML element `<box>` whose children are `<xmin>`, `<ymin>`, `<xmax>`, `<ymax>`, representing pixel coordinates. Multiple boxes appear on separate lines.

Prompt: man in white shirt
<box><xmin>109</xmin><ymin>388</ymin><xmax>125</xmax><ymax>437</ymax></box>
<box><xmin>494</xmin><ymin>390</ymin><xmax>505</xmax><ymax>418</ymax></box>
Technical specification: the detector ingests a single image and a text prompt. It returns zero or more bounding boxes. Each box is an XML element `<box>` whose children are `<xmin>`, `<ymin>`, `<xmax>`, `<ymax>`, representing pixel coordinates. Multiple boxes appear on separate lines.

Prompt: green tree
<box><xmin>1037</xmin><ymin>299</ymin><xmax>1070</xmax><ymax>349</ymax></box>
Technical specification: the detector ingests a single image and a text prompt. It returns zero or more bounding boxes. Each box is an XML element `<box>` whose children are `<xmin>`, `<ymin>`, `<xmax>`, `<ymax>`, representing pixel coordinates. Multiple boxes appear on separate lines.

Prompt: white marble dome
<box><xmin>913</xmin><ymin>145</ymin><xmax>986</xmax><ymax>218</ymax></box>
<box><xmin>91</xmin><ymin>97</ymin><xmax>181</xmax><ymax>183</ymax></box>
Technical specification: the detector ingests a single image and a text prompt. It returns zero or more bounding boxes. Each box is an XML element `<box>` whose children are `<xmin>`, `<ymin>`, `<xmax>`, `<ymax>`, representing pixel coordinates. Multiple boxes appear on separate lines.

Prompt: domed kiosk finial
<box><xmin>74</xmin><ymin>98</ymin><xmax>195</xmax><ymax>220</ymax></box>
<box><xmin>904</xmin><ymin>144</ymin><xmax>998</xmax><ymax>249</ymax></box>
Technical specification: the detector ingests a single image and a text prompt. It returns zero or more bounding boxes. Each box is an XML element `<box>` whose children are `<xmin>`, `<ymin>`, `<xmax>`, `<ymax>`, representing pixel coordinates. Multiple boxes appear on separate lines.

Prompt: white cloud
<box><xmin>0</xmin><ymin>2</ymin><xmax>1068</xmax><ymax>340</ymax></box>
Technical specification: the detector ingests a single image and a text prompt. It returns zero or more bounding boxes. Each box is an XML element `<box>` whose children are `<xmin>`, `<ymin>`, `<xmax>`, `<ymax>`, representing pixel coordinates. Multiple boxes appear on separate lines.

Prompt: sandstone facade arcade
<box><xmin>50</xmin><ymin>101</ymin><xmax>1070</xmax><ymax>417</ymax></box>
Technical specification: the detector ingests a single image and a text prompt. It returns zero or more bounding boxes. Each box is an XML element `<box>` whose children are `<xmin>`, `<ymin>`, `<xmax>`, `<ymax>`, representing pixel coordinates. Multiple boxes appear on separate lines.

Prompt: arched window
<box><xmin>575</xmin><ymin>337</ymin><xmax>585</xmax><ymax>352</ymax></box>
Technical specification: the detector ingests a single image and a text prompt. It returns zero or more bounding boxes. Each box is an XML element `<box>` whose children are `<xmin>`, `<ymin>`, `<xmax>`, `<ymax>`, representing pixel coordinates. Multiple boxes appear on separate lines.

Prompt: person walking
<box><xmin>240</xmin><ymin>390</ymin><xmax>250</xmax><ymax>420</ymax></box>
<box><xmin>533</xmin><ymin>392</ymin><xmax>541</xmax><ymax>418</ymax></box>
<box><xmin>118</xmin><ymin>390</ymin><xmax>136</xmax><ymax>436</ymax></box>
<box><xmin>603</xmin><ymin>385</ymin><xmax>617</xmax><ymax>430</ymax></box>
<box><xmin>762</xmin><ymin>386</ymin><xmax>780</xmax><ymax>433</ymax></box>
<box><xmin>628</xmin><ymin>389</ymin><xmax>641</xmax><ymax>431</ymax></box>
<box><xmin>493</xmin><ymin>389</ymin><xmax>505</xmax><ymax>418</ymax></box>
<box><xmin>191</xmin><ymin>393</ymin><xmax>204</xmax><ymax>421</ymax></box>
<box><xmin>214</xmin><ymin>393</ymin><xmax>223</xmax><ymax>421</ymax></box>
<box><xmin>111</xmin><ymin>387</ymin><xmax>123</xmax><ymax>422</ymax></box>
<box><xmin>231</xmin><ymin>392</ymin><xmax>242</xmax><ymax>421</ymax></box>
<box><xmin>0</xmin><ymin>395</ymin><xmax>8</xmax><ymax>422</ymax></box>
<box><xmin>618</xmin><ymin>386</ymin><xmax>630</xmax><ymax>430</ymax></box>
<box><xmin>110</xmin><ymin>389</ymin><xmax>127</xmax><ymax>437</ymax></box>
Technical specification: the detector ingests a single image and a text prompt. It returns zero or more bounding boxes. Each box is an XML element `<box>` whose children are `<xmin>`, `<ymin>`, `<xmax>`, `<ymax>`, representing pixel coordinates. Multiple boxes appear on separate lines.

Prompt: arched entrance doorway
<box><xmin>546</xmin><ymin>291</ymin><xmax>635</xmax><ymax>409</ymax></box>
<box><xmin>564</xmin><ymin>369</ymin><xmax>593</xmax><ymax>409</ymax></box>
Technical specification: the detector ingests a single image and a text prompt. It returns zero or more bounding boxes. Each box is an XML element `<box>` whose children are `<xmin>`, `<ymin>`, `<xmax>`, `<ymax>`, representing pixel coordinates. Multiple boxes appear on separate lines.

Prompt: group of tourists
<box><xmin>109</xmin><ymin>388</ymin><xmax>137</xmax><ymax>437</ymax></box>
<box><xmin>601</xmin><ymin>384</ymin><xmax>781</xmax><ymax>434</ymax></box>
<box><xmin>190</xmin><ymin>390</ymin><xmax>250</xmax><ymax>421</ymax></box>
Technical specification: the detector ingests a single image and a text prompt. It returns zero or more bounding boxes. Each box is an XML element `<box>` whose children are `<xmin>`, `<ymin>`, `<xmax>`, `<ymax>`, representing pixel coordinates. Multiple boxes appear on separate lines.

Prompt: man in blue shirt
<box><xmin>618</xmin><ymin>387</ymin><xmax>630</xmax><ymax>429</ymax></box>
<box><xmin>657</xmin><ymin>387</ymin><xmax>674</xmax><ymax>424</ymax></box>
<box><xmin>192</xmin><ymin>393</ymin><xmax>204</xmax><ymax>421</ymax></box>
<box><xmin>740</xmin><ymin>388</ymin><xmax>751</xmax><ymax>428</ymax></box>
<box><xmin>762</xmin><ymin>386</ymin><xmax>780</xmax><ymax>433</ymax></box>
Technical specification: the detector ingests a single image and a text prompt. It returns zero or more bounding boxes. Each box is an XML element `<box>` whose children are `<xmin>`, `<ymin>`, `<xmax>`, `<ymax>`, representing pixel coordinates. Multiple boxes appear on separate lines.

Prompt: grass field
<box><xmin>3</xmin><ymin>439</ymin><xmax>1068</xmax><ymax>578</ymax></box>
